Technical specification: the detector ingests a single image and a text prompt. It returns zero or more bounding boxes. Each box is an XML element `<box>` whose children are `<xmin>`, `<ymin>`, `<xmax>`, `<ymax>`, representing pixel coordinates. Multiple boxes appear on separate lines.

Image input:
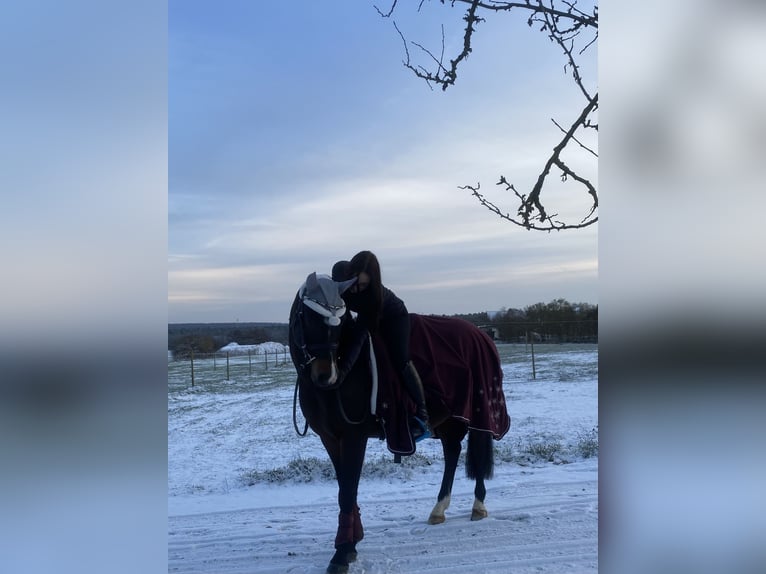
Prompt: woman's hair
<box><xmin>348</xmin><ymin>250</ymin><xmax>384</xmax><ymax>330</ymax></box>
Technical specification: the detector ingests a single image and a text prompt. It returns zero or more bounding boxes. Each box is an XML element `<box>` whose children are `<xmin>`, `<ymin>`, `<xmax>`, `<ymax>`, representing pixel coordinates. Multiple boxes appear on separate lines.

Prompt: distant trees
<box><xmin>449</xmin><ymin>298</ymin><xmax>597</xmax><ymax>342</ymax></box>
<box><xmin>444</xmin><ymin>311</ymin><xmax>491</xmax><ymax>325</ymax></box>
<box><xmin>167</xmin><ymin>302</ymin><xmax>596</xmax><ymax>357</ymax></box>
<box><xmin>171</xmin><ymin>334</ymin><xmax>219</xmax><ymax>357</ymax></box>
<box><xmin>229</xmin><ymin>326</ymin><xmax>271</xmax><ymax>345</ymax></box>
<box><xmin>168</xmin><ymin>323</ymin><xmax>289</xmax><ymax>357</ymax></box>
<box><xmin>488</xmin><ymin>299</ymin><xmax>598</xmax><ymax>343</ymax></box>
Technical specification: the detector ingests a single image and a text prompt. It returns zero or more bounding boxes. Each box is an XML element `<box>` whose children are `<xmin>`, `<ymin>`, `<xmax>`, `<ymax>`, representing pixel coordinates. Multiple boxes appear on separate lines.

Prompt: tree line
<box><xmin>447</xmin><ymin>298</ymin><xmax>598</xmax><ymax>343</ymax></box>
<box><xmin>168</xmin><ymin>322</ymin><xmax>289</xmax><ymax>357</ymax></box>
<box><xmin>168</xmin><ymin>299</ymin><xmax>596</xmax><ymax>356</ymax></box>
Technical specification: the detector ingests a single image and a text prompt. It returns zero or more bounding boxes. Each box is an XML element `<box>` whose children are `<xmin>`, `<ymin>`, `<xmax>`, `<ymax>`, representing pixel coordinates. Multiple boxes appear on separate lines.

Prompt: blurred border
<box><xmin>2</xmin><ymin>1</ymin><xmax>765</xmax><ymax>573</ymax></box>
<box><xmin>601</xmin><ymin>1</ymin><xmax>766</xmax><ymax>572</ymax></box>
<box><xmin>0</xmin><ymin>2</ymin><xmax>167</xmax><ymax>573</ymax></box>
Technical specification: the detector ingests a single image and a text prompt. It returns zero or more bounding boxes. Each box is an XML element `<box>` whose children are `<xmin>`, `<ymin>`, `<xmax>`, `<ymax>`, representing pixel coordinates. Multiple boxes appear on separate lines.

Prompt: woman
<box><xmin>332</xmin><ymin>251</ymin><xmax>431</xmax><ymax>441</ymax></box>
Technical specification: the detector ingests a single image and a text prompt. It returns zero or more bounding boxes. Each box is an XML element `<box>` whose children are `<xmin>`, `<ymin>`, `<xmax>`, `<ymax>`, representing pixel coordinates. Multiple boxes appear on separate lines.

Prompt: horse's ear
<box><xmin>336</xmin><ymin>277</ymin><xmax>357</xmax><ymax>295</ymax></box>
<box><xmin>306</xmin><ymin>272</ymin><xmax>318</xmax><ymax>290</ymax></box>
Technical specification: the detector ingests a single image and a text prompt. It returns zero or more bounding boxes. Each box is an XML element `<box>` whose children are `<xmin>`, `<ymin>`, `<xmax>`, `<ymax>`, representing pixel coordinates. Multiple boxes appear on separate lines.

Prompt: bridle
<box><xmin>290</xmin><ymin>274</ymin><xmax>362</xmax><ymax>435</ymax></box>
<box><xmin>291</xmin><ymin>288</ymin><xmax>347</xmax><ymax>371</ymax></box>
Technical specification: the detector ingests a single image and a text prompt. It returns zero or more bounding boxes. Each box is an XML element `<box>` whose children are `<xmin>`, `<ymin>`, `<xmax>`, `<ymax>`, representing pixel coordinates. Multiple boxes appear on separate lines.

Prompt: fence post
<box><xmin>190</xmin><ymin>349</ymin><xmax>195</xmax><ymax>387</ymax></box>
<box><xmin>528</xmin><ymin>332</ymin><xmax>537</xmax><ymax>380</ymax></box>
<box><xmin>264</xmin><ymin>351</ymin><xmax>268</xmax><ymax>369</ymax></box>
<box><xmin>248</xmin><ymin>350</ymin><xmax>252</xmax><ymax>375</ymax></box>
<box><xmin>213</xmin><ymin>353</ymin><xmax>217</xmax><ymax>370</ymax></box>
<box><xmin>226</xmin><ymin>352</ymin><xmax>230</xmax><ymax>381</ymax></box>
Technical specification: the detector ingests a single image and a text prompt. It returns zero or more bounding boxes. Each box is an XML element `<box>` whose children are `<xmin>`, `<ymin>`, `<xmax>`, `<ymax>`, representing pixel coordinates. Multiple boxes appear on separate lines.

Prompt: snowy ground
<box><xmin>168</xmin><ymin>343</ymin><xmax>598</xmax><ymax>573</ymax></box>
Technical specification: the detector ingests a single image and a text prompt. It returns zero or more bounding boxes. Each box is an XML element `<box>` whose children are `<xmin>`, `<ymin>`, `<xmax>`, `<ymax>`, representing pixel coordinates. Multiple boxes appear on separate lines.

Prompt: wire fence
<box><xmin>169</xmin><ymin>348</ymin><xmax>291</xmax><ymax>387</ymax></box>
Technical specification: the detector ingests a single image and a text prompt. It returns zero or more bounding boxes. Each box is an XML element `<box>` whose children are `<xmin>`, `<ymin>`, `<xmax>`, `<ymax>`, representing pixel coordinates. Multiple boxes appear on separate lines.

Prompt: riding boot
<box><xmin>401</xmin><ymin>361</ymin><xmax>431</xmax><ymax>441</ymax></box>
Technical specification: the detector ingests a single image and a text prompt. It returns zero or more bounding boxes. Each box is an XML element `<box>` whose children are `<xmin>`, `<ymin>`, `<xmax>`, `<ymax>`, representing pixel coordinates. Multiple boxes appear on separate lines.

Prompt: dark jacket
<box><xmin>340</xmin><ymin>285</ymin><xmax>411</xmax><ymax>376</ymax></box>
<box><xmin>345</xmin><ymin>285</ymin><xmax>408</xmax><ymax>333</ymax></box>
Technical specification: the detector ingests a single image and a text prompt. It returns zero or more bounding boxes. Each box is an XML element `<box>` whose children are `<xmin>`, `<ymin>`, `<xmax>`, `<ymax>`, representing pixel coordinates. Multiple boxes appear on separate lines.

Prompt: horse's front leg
<box><xmin>328</xmin><ymin>433</ymin><xmax>367</xmax><ymax>574</ymax></box>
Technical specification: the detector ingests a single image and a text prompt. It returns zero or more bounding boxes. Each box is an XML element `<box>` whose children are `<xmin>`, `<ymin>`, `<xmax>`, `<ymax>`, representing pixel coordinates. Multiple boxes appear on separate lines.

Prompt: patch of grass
<box><xmin>241</xmin><ymin>452</ymin><xmax>437</xmax><ymax>485</ymax></box>
<box><xmin>243</xmin><ymin>427</ymin><xmax>599</xmax><ymax>486</ymax></box>
<box><xmin>241</xmin><ymin>456</ymin><xmax>335</xmax><ymax>485</ymax></box>
<box><xmin>496</xmin><ymin>433</ymin><xmax>570</xmax><ymax>464</ymax></box>
<box><xmin>574</xmin><ymin>426</ymin><xmax>599</xmax><ymax>458</ymax></box>
<box><xmin>362</xmin><ymin>452</ymin><xmax>433</xmax><ymax>480</ymax></box>
<box><xmin>522</xmin><ymin>438</ymin><xmax>564</xmax><ymax>462</ymax></box>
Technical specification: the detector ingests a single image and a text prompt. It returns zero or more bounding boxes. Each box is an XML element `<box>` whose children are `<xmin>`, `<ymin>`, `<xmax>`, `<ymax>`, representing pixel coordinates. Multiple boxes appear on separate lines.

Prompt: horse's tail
<box><xmin>466</xmin><ymin>429</ymin><xmax>494</xmax><ymax>480</ymax></box>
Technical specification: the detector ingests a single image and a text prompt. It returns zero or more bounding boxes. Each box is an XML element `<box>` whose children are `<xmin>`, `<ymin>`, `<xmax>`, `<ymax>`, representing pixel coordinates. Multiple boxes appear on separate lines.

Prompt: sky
<box><xmin>168</xmin><ymin>0</ymin><xmax>598</xmax><ymax>324</ymax></box>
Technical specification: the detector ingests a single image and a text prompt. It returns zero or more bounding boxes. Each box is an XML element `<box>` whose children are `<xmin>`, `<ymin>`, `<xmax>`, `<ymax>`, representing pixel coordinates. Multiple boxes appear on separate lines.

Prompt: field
<box><xmin>168</xmin><ymin>342</ymin><xmax>598</xmax><ymax>573</ymax></box>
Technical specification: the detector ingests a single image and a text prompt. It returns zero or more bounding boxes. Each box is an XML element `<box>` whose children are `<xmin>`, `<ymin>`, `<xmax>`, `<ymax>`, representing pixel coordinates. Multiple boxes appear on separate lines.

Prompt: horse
<box><xmin>289</xmin><ymin>272</ymin><xmax>510</xmax><ymax>574</ymax></box>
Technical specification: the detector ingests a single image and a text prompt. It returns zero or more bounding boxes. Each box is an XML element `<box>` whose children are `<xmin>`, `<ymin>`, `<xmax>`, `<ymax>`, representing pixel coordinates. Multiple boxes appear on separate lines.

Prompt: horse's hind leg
<box><xmin>467</xmin><ymin>430</ymin><xmax>494</xmax><ymax>521</ymax></box>
<box><xmin>429</xmin><ymin>420</ymin><xmax>465</xmax><ymax>525</ymax></box>
<box><xmin>471</xmin><ymin>471</ymin><xmax>488</xmax><ymax>521</ymax></box>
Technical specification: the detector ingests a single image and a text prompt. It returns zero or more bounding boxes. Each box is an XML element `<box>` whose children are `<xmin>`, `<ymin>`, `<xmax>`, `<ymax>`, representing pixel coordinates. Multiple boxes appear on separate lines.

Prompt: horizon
<box><xmin>167</xmin><ymin>296</ymin><xmax>598</xmax><ymax>326</ymax></box>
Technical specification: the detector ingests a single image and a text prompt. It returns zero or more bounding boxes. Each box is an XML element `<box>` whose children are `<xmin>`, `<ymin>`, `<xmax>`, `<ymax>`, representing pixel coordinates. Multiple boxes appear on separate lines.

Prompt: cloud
<box><xmin>168</xmin><ymin>1</ymin><xmax>599</xmax><ymax>322</ymax></box>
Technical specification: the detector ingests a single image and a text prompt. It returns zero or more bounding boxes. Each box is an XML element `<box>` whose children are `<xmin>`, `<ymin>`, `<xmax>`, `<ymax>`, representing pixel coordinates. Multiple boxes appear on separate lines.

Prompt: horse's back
<box><xmin>409</xmin><ymin>314</ymin><xmax>509</xmax><ymax>440</ymax></box>
<box><xmin>409</xmin><ymin>314</ymin><xmax>501</xmax><ymax>375</ymax></box>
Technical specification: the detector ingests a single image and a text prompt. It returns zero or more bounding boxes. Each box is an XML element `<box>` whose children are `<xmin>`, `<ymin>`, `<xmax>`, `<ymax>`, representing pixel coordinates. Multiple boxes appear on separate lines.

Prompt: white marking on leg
<box><xmin>471</xmin><ymin>498</ymin><xmax>488</xmax><ymax>521</ymax></box>
<box><xmin>428</xmin><ymin>494</ymin><xmax>450</xmax><ymax>525</ymax></box>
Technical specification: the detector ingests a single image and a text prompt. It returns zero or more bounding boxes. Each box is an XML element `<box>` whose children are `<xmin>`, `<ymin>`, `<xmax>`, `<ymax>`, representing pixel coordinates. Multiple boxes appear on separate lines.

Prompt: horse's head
<box><xmin>289</xmin><ymin>271</ymin><xmax>357</xmax><ymax>389</ymax></box>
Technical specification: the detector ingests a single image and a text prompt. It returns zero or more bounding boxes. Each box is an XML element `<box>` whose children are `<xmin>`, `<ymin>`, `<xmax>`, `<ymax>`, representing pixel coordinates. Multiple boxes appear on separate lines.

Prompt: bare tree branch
<box><xmin>377</xmin><ymin>0</ymin><xmax>598</xmax><ymax>231</ymax></box>
<box><xmin>373</xmin><ymin>0</ymin><xmax>398</xmax><ymax>18</ymax></box>
<box><xmin>551</xmin><ymin>118</ymin><xmax>597</xmax><ymax>158</ymax></box>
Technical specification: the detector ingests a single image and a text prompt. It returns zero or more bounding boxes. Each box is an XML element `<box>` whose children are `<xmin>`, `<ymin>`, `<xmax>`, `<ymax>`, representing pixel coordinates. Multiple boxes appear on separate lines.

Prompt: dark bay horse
<box><xmin>289</xmin><ymin>272</ymin><xmax>510</xmax><ymax>574</ymax></box>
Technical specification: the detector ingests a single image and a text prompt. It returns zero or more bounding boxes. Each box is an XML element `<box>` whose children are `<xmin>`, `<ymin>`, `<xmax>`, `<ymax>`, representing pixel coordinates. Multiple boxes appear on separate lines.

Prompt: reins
<box><xmin>293</xmin><ymin>370</ymin><xmax>365</xmax><ymax>436</ymax></box>
<box><xmin>335</xmin><ymin>386</ymin><xmax>365</xmax><ymax>426</ymax></box>
<box><xmin>293</xmin><ymin>376</ymin><xmax>309</xmax><ymax>436</ymax></box>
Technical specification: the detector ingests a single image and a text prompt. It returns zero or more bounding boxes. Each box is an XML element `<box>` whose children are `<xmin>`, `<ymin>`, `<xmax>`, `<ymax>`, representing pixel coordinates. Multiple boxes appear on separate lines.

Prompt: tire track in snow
<box><xmin>169</xmin><ymin>469</ymin><xmax>597</xmax><ymax>573</ymax></box>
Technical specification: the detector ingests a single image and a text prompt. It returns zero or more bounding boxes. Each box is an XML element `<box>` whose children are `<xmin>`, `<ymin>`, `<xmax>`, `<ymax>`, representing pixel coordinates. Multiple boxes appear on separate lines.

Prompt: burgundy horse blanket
<box><xmin>371</xmin><ymin>314</ymin><xmax>511</xmax><ymax>455</ymax></box>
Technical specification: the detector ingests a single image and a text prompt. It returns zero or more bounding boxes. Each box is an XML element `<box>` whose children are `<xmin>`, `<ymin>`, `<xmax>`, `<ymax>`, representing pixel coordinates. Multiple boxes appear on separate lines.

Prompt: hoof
<box><xmin>428</xmin><ymin>514</ymin><xmax>446</xmax><ymax>525</ymax></box>
<box><xmin>428</xmin><ymin>495</ymin><xmax>450</xmax><ymax>525</ymax></box>
<box><xmin>326</xmin><ymin>563</ymin><xmax>349</xmax><ymax>574</ymax></box>
<box><xmin>328</xmin><ymin>542</ymin><xmax>356</xmax><ymax>574</ymax></box>
<box><xmin>470</xmin><ymin>508</ymin><xmax>488</xmax><ymax>521</ymax></box>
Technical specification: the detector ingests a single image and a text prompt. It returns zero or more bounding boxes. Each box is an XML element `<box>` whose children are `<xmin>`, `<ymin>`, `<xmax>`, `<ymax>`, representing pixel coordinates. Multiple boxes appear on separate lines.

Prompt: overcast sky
<box><xmin>168</xmin><ymin>0</ymin><xmax>598</xmax><ymax>324</ymax></box>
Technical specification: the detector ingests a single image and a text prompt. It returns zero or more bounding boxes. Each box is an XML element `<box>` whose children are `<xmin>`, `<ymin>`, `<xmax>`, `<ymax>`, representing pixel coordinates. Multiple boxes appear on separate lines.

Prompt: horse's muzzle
<box><xmin>311</xmin><ymin>358</ymin><xmax>340</xmax><ymax>390</ymax></box>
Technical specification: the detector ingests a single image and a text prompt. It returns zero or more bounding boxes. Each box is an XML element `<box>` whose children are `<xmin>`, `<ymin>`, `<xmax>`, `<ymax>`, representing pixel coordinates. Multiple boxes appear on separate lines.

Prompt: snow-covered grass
<box><xmin>168</xmin><ymin>342</ymin><xmax>598</xmax><ymax>573</ymax></box>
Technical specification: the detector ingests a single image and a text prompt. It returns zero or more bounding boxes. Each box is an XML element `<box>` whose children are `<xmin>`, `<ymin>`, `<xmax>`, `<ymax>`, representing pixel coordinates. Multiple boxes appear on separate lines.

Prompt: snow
<box><xmin>217</xmin><ymin>341</ymin><xmax>289</xmax><ymax>355</ymax></box>
<box><xmin>168</xmin><ymin>343</ymin><xmax>598</xmax><ymax>573</ymax></box>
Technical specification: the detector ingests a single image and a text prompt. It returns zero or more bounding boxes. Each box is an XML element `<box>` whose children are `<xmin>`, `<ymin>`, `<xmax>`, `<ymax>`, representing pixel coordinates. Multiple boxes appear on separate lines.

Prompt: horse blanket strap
<box><xmin>372</xmin><ymin>314</ymin><xmax>511</xmax><ymax>455</ymax></box>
